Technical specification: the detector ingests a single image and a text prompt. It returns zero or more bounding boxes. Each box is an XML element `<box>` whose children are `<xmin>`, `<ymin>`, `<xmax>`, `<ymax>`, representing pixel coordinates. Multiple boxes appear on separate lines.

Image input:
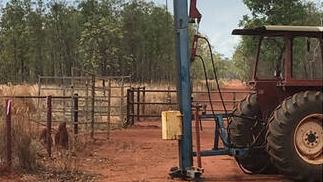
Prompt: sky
<box><xmin>150</xmin><ymin>0</ymin><xmax>322</xmax><ymax>58</ymax></box>
<box><xmin>151</xmin><ymin>0</ymin><xmax>251</xmax><ymax>58</ymax></box>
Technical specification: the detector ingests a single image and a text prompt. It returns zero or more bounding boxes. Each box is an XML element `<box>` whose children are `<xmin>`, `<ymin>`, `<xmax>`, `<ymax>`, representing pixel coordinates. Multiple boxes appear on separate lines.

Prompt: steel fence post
<box><xmin>107</xmin><ymin>80</ymin><xmax>111</xmax><ymax>138</ymax></box>
<box><xmin>5</xmin><ymin>99</ymin><xmax>12</xmax><ymax>167</ymax></box>
<box><xmin>136</xmin><ymin>87</ymin><xmax>140</xmax><ymax>122</ymax></box>
<box><xmin>73</xmin><ymin>94</ymin><xmax>79</xmax><ymax>141</ymax></box>
<box><xmin>142</xmin><ymin>87</ymin><xmax>145</xmax><ymax>117</ymax></box>
<box><xmin>91</xmin><ymin>75</ymin><xmax>95</xmax><ymax>139</ymax></box>
<box><xmin>46</xmin><ymin>96</ymin><xmax>52</xmax><ymax>157</ymax></box>
<box><xmin>120</xmin><ymin>78</ymin><xmax>124</xmax><ymax>127</ymax></box>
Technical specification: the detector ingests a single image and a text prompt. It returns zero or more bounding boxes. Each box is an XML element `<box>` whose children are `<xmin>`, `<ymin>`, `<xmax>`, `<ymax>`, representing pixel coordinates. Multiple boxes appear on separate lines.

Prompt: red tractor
<box><xmin>229</xmin><ymin>26</ymin><xmax>322</xmax><ymax>181</ymax></box>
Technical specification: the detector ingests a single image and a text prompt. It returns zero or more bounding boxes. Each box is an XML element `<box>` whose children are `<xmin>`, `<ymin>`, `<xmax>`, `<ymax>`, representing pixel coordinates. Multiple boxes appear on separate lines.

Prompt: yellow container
<box><xmin>161</xmin><ymin>111</ymin><xmax>182</xmax><ymax>140</ymax></box>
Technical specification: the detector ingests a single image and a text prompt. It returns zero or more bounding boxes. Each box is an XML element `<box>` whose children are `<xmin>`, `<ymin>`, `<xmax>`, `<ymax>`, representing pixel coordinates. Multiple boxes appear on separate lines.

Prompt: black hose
<box><xmin>194</xmin><ymin>36</ymin><xmax>271</xmax><ymax>175</ymax></box>
<box><xmin>195</xmin><ymin>55</ymin><xmax>215</xmax><ymax>117</ymax></box>
<box><xmin>198</xmin><ymin>36</ymin><xmax>228</xmax><ymax>115</ymax></box>
<box><xmin>195</xmin><ymin>55</ymin><xmax>228</xmax><ymax>147</ymax></box>
<box><xmin>196</xmin><ymin>36</ymin><xmax>232</xmax><ymax>147</ymax></box>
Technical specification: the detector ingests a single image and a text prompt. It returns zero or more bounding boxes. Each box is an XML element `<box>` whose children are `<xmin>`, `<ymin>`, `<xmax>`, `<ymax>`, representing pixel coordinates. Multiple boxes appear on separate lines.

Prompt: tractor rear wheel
<box><xmin>229</xmin><ymin>93</ymin><xmax>273</xmax><ymax>174</ymax></box>
<box><xmin>266</xmin><ymin>91</ymin><xmax>323</xmax><ymax>181</ymax></box>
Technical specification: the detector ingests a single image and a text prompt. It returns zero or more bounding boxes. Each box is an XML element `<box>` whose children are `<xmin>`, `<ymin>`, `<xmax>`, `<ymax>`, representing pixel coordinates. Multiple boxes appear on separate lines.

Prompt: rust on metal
<box><xmin>194</xmin><ymin>104</ymin><xmax>202</xmax><ymax>168</ymax></box>
<box><xmin>46</xmin><ymin>96</ymin><xmax>52</xmax><ymax>157</ymax></box>
<box><xmin>5</xmin><ymin>99</ymin><xmax>12</xmax><ymax>167</ymax></box>
<box><xmin>73</xmin><ymin>94</ymin><xmax>79</xmax><ymax>140</ymax></box>
<box><xmin>126</xmin><ymin>88</ymin><xmax>251</xmax><ymax>123</ymax></box>
<box><xmin>233</xmin><ymin>26</ymin><xmax>323</xmax><ymax>120</ymax></box>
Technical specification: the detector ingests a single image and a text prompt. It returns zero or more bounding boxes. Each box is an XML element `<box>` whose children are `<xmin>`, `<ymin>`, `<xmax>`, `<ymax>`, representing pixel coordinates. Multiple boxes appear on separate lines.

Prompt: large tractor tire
<box><xmin>229</xmin><ymin>93</ymin><xmax>273</xmax><ymax>174</ymax></box>
<box><xmin>266</xmin><ymin>91</ymin><xmax>323</xmax><ymax>181</ymax></box>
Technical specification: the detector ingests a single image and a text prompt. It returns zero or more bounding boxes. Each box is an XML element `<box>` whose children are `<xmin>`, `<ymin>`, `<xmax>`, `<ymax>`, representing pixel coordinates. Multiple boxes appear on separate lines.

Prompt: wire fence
<box><xmin>0</xmin><ymin>96</ymin><xmax>77</xmax><ymax>170</ymax></box>
<box><xmin>0</xmin><ymin>68</ymin><xmax>131</xmax><ymax>171</ymax></box>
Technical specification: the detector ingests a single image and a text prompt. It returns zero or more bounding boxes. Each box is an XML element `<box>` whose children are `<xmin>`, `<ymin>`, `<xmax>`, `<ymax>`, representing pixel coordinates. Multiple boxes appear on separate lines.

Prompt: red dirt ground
<box><xmin>0</xmin><ymin>122</ymin><xmax>290</xmax><ymax>182</ymax></box>
<box><xmin>77</xmin><ymin>121</ymin><xmax>289</xmax><ymax>182</ymax></box>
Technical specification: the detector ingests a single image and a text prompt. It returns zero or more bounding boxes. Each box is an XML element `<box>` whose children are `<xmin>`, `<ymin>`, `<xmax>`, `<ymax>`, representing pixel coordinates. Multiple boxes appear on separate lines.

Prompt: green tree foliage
<box><xmin>233</xmin><ymin>0</ymin><xmax>322</xmax><ymax>81</ymax></box>
<box><xmin>0</xmin><ymin>0</ymin><xmax>232</xmax><ymax>84</ymax></box>
<box><xmin>0</xmin><ymin>0</ymin><xmax>149</xmax><ymax>83</ymax></box>
<box><xmin>79</xmin><ymin>0</ymin><xmax>123</xmax><ymax>76</ymax></box>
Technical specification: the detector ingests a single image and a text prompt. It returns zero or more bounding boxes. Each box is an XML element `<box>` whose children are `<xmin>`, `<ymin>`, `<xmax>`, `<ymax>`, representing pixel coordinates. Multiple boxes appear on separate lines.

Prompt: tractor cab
<box><xmin>232</xmin><ymin>26</ymin><xmax>323</xmax><ymax>116</ymax></box>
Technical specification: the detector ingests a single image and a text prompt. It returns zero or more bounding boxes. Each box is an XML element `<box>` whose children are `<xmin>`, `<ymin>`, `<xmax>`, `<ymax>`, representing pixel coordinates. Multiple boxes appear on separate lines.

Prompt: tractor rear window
<box><xmin>257</xmin><ymin>37</ymin><xmax>285</xmax><ymax>79</ymax></box>
<box><xmin>293</xmin><ymin>37</ymin><xmax>322</xmax><ymax>80</ymax></box>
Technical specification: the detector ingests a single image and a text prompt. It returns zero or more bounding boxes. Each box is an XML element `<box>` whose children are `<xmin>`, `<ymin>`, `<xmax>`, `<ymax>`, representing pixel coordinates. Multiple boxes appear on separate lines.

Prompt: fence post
<box><xmin>233</xmin><ymin>92</ymin><xmax>236</xmax><ymax>107</ymax></box>
<box><xmin>130</xmin><ymin>88</ymin><xmax>135</xmax><ymax>125</ymax></box>
<box><xmin>71</xmin><ymin>70</ymin><xmax>75</xmax><ymax>127</ymax></box>
<box><xmin>63</xmin><ymin>85</ymin><xmax>66</xmax><ymax>121</ymax></box>
<box><xmin>5</xmin><ymin>99</ymin><xmax>12</xmax><ymax>167</ymax></box>
<box><xmin>85</xmin><ymin>77</ymin><xmax>89</xmax><ymax>129</ymax></box>
<box><xmin>37</xmin><ymin>76</ymin><xmax>41</xmax><ymax>106</ymax></box>
<box><xmin>107</xmin><ymin>80</ymin><xmax>111</xmax><ymax>138</ymax></box>
<box><xmin>120</xmin><ymin>78</ymin><xmax>125</xmax><ymax>127</ymax></box>
<box><xmin>126</xmin><ymin>89</ymin><xmax>130</xmax><ymax>126</ymax></box>
<box><xmin>91</xmin><ymin>75</ymin><xmax>95</xmax><ymax>139</ymax></box>
<box><xmin>103</xmin><ymin>79</ymin><xmax>106</xmax><ymax>97</ymax></box>
<box><xmin>167</xmin><ymin>86</ymin><xmax>172</xmax><ymax>109</ymax></box>
<box><xmin>46</xmin><ymin>96</ymin><xmax>52</xmax><ymax>157</ymax></box>
<box><xmin>73</xmin><ymin>94</ymin><xmax>79</xmax><ymax>141</ymax></box>
<box><xmin>142</xmin><ymin>86</ymin><xmax>145</xmax><ymax>117</ymax></box>
<box><xmin>136</xmin><ymin>87</ymin><xmax>140</xmax><ymax>122</ymax></box>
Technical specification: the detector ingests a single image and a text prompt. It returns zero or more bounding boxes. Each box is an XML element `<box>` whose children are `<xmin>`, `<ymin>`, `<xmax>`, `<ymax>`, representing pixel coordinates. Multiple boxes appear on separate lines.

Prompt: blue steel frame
<box><xmin>193</xmin><ymin>114</ymin><xmax>249</xmax><ymax>157</ymax></box>
<box><xmin>173</xmin><ymin>0</ymin><xmax>193</xmax><ymax>171</ymax></box>
<box><xmin>173</xmin><ymin>0</ymin><xmax>248</xmax><ymax>176</ymax></box>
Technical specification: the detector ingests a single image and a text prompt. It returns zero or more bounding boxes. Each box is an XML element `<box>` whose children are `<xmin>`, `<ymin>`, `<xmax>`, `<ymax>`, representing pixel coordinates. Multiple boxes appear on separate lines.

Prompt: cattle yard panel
<box><xmin>38</xmin><ymin>69</ymin><xmax>131</xmax><ymax>133</ymax></box>
<box><xmin>126</xmin><ymin>87</ymin><xmax>252</xmax><ymax>125</ymax></box>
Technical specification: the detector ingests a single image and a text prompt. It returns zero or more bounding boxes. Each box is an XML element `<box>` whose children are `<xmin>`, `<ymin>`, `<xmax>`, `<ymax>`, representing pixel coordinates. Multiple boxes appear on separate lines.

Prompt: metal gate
<box><xmin>38</xmin><ymin>68</ymin><xmax>131</xmax><ymax>131</ymax></box>
<box><xmin>126</xmin><ymin>87</ymin><xmax>252</xmax><ymax>125</ymax></box>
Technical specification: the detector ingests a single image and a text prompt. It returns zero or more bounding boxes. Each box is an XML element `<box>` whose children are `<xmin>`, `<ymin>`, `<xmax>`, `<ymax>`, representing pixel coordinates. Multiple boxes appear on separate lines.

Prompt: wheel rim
<box><xmin>294</xmin><ymin>113</ymin><xmax>323</xmax><ymax>165</ymax></box>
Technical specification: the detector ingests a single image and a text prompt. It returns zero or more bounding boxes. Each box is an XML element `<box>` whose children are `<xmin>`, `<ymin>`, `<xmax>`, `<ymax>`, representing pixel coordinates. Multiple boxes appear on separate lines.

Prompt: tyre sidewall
<box><xmin>272</xmin><ymin>93</ymin><xmax>322</xmax><ymax>180</ymax></box>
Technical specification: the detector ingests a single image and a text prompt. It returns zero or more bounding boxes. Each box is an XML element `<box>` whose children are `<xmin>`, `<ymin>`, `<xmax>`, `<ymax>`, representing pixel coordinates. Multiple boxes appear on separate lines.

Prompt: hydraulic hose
<box><xmin>195</xmin><ymin>35</ymin><xmax>232</xmax><ymax>147</ymax></box>
<box><xmin>195</xmin><ymin>55</ymin><xmax>229</xmax><ymax>147</ymax></box>
<box><xmin>197</xmin><ymin>36</ymin><xmax>228</xmax><ymax>115</ymax></box>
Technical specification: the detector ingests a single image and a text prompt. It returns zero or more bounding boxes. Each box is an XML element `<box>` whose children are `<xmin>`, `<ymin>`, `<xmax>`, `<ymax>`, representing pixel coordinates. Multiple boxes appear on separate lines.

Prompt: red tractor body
<box><xmin>232</xmin><ymin>26</ymin><xmax>322</xmax><ymax>119</ymax></box>
<box><xmin>229</xmin><ymin>26</ymin><xmax>322</xmax><ymax>181</ymax></box>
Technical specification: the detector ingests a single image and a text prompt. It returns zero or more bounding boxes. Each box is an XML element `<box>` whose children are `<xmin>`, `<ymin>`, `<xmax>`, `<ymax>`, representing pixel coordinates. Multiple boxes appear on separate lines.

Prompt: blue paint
<box><xmin>172</xmin><ymin>0</ymin><xmax>249</xmax><ymax>174</ymax></box>
<box><xmin>193</xmin><ymin>148</ymin><xmax>249</xmax><ymax>157</ymax></box>
<box><xmin>173</xmin><ymin>0</ymin><xmax>193</xmax><ymax>170</ymax></box>
<box><xmin>217</xmin><ymin>115</ymin><xmax>229</xmax><ymax>147</ymax></box>
<box><xmin>194</xmin><ymin>113</ymin><xmax>249</xmax><ymax>158</ymax></box>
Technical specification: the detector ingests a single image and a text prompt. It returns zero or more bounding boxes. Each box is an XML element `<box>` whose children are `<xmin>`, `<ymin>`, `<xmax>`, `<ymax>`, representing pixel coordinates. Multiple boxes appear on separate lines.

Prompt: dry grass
<box><xmin>0</xmin><ymin>84</ymin><xmax>39</xmax><ymax>171</ymax></box>
<box><xmin>0</xmin><ymin>110</ymin><xmax>39</xmax><ymax>171</ymax></box>
<box><xmin>0</xmin><ymin>84</ymin><xmax>37</xmax><ymax>115</ymax></box>
<box><xmin>0</xmin><ymin>84</ymin><xmax>80</xmax><ymax>173</ymax></box>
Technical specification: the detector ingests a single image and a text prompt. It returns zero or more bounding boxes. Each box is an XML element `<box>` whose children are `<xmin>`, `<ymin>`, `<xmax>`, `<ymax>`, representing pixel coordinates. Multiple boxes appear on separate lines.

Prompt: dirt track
<box><xmin>78</xmin><ymin>121</ymin><xmax>289</xmax><ymax>182</ymax></box>
<box><xmin>0</xmin><ymin>121</ymin><xmax>290</xmax><ymax>182</ymax></box>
